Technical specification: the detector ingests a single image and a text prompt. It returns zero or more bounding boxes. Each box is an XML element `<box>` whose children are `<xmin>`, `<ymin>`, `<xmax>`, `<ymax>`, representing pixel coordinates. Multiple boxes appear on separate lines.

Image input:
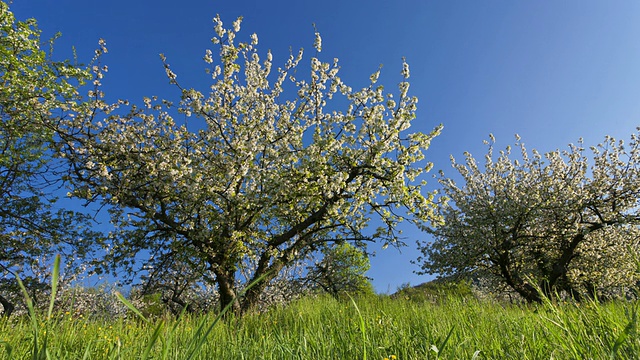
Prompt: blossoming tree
<box><xmin>416</xmin><ymin>131</ymin><xmax>640</xmax><ymax>302</ymax></box>
<box><xmin>0</xmin><ymin>2</ymin><xmax>102</xmax><ymax>317</ymax></box>
<box><xmin>59</xmin><ymin>16</ymin><xmax>442</xmax><ymax>313</ymax></box>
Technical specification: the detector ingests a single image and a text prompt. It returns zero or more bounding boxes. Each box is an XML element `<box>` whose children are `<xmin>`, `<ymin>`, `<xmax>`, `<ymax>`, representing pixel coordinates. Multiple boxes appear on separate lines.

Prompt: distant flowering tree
<box><xmin>416</xmin><ymin>131</ymin><xmax>640</xmax><ymax>302</ymax></box>
<box><xmin>0</xmin><ymin>2</ymin><xmax>102</xmax><ymax>317</ymax></box>
<box><xmin>59</xmin><ymin>15</ymin><xmax>442</xmax><ymax>313</ymax></box>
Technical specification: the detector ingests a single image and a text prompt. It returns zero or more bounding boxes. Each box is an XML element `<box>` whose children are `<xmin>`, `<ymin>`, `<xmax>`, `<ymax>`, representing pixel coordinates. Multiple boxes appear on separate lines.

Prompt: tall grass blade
<box><xmin>438</xmin><ymin>326</ymin><xmax>455</xmax><ymax>358</ymax></box>
<box><xmin>184</xmin><ymin>272</ymin><xmax>271</xmax><ymax>360</ymax></box>
<box><xmin>184</xmin><ymin>297</ymin><xmax>235</xmax><ymax>360</ymax></box>
<box><xmin>610</xmin><ymin>305</ymin><xmax>637</xmax><ymax>358</ymax></box>
<box><xmin>81</xmin><ymin>342</ymin><xmax>92</xmax><ymax>360</ymax></box>
<box><xmin>46</xmin><ymin>255</ymin><xmax>61</xmax><ymax>320</ymax></box>
<box><xmin>15</xmin><ymin>272</ymin><xmax>41</xmax><ymax>360</ymax></box>
<box><xmin>348</xmin><ymin>294</ymin><xmax>367</xmax><ymax>360</ymax></box>
<box><xmin>161</xmin><ymin>305</ymin><xmax>189</xmax><ymax>359</ymax></box>
<box><xmin>15</xmin><ymin>255</ymin><xmax>63</xmax><ymax>360</ymax></box>
<box><xmin>141</xmin><ymin>321</ymin><xmax>165</xmax><ymax>360</ymax></box>
<box><xmin>115</xmin><ymin>291</ymin><xmax>149</xmax><ymax>323</ymax></box>
<box><xmin>0</xmin><ymin>340</ymin><xmax>13</xmax><ymax>358</ymax></box>
<box><xmin>114</xmin><ymin>291</ymin><xmax>164</xmax><ymax>359</ymax></box>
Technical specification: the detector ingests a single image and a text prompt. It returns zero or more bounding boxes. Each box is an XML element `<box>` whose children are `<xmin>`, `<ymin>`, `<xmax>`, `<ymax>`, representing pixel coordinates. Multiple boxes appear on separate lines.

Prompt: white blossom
<box><xmin>314</xmin><ymin>31</ymin><xmax>322</xmax><ymax>52</ymax></box>
<box><xmin>61</xmin><ymin>14</ymin><xmax>441</xmax><ymax>313</ymax></box>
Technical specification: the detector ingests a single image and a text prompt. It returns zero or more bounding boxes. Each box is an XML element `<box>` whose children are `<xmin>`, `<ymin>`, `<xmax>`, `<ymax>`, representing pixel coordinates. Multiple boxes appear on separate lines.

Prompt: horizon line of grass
<box><xmin>1</xmin><ymin>258</ymin><xmax>638</xmax><ymax>359</ymax></box>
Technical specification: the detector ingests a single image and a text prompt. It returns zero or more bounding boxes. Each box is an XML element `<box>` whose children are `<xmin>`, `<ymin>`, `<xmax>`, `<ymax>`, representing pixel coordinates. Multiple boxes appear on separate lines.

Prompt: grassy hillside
<box><xmin>1</xmin><ymin>290</ymin><xmax>637</xmax><ymax>359</ymax></box>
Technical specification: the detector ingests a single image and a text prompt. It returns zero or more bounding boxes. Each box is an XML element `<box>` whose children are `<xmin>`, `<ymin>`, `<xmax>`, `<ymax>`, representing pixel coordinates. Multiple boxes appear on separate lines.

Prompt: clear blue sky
<box><xmin>11</xmin><ymin>1</ymin><xmax>640</xmax><ymax>293</ymax></box>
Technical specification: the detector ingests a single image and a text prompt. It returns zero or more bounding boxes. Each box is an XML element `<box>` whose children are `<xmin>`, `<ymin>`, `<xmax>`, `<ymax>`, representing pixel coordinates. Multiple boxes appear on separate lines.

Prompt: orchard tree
<box><xmin>416</xmin><ymin>131</ymin><xmax>640</xmax><ymax>302</ymax></box>
<box><xmin>135</xmin><ymin>250</ymin><xmax>310</xmax><ymax>314</ymax></box>
<box><xmin>136</xmin><ymin>256</ymin><xmax>214</xmax><ymax>315</ymax></box>
<box><xmin>0</xmin><ymin>2</ymin><xmax>102</xmax><ymax>317</ymax></box>
<box><xmin>59</xmin><ymin>16</ymin><xmax>442</xmax><ymax>313</ymax></box>
<box><xmin>304</xmin><ymin>242</ymin><xmax>375</xmax><ymax>299</ymax></box>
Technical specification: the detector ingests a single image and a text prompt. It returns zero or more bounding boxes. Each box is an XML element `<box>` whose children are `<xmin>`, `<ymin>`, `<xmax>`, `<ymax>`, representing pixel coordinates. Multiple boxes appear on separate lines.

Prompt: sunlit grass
<box><xmin>1</xmin><ymin>258</ymin><xmax>638</xmax><ymax>359</ymax></box>
<box><xmin>1</xmin><ymin>290</ymin><xmax>638</xmax><ymax>359</ymax></box>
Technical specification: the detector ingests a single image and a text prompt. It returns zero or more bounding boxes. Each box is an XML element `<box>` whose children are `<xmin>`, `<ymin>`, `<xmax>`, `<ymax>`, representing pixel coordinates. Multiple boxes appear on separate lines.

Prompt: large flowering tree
<box><xmin>59</xmin><ymin>16</ymin><xmax>442</xmax><ymax>313</ymax></box>
<box><xmin>0</xmin><ymin>2</ymin><xmax>102</xmax><ymax>317</ymax></box>
<box><xmin>417</xmin><ymin>131</ymin><xmax>640</xmax><ymax>302</ymax></box>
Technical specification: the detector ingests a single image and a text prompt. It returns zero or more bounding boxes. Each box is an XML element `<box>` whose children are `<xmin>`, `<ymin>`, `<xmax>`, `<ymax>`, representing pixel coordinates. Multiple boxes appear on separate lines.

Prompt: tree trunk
<box><xmin>215</xmin><ymin>269</ymin><xmax>241</xmax><ymax>315</ymax></box>
<box><xmin>544</xmin><ymin>232</ymin><xmax>593</xmax><ymax>301</ymax></box>
<box><xmin>497</xmin><ymin>250</ymin><xmax>543</xmax><ymax>303</ymax></box>
<box><xmin>511</xmin><ymin>279</ymin><xmax>542</xmax><ymax>303</ymax></box>
<box><xmin>240</xmin><ymin>275</ymin><xmax>272</xmax><ymax>313</ymax></box>
<box><xmin>0</xmin><ymin>294</ymin><xmax>14</xmax><ymax>318</ymax></box>
<box><xmin>240</xmin><ymin>252</ymin><xmax>286</xmax><ymax>314</ymax></box>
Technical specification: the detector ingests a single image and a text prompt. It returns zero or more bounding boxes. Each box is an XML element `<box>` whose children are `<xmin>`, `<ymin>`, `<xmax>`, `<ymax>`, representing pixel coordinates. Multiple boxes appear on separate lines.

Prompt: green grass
<box><xmin>1</xmin><ymin>293</ymin><xmax>638</xmax><ymax>359</ymax></box>
<box><xmin>2</xmin><ymin>260</ymin><xmax>638</xmax><ymax>359</ymax></box>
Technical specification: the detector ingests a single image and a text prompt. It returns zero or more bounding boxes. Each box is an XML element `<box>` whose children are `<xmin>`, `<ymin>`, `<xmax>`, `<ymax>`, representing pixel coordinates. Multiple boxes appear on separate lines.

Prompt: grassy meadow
<box><xmin>1</xmin><ymin>291</ymin><xmax>638</xmax><ymax>359</ymax></box>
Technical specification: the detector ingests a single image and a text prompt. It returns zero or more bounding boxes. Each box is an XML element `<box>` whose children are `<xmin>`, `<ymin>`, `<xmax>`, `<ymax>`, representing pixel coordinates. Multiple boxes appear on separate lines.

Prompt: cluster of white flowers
<box><xmin>420</xmin><ymin>128</ymin><xmax>640</xmax><ymax>301</ymax></box>
<box><xmin>314</xmin><ymin>31</ymin><xmax>322</xmax><ymax>52</ymax></box>
<box><xmin>59</xmin><ymin>14</ymin><xmax>443</xmax><ymax>312</ymax></box>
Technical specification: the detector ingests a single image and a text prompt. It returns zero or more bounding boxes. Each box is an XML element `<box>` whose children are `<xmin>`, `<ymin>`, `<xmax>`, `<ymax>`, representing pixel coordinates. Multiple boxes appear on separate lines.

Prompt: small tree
<box><xmin>305</xmin><ymin>242</ymin><xmax>374</xmax><ymax>299</ymax></box>
<box><xmin>0</xmin><ymin>2</ymin><xmax>102</xmax><ymax>317</ymax></box>
<box><xmin>59</xmin><ymin>15</ymin><xmax>442</xmax><ymax>313</ymax></box>
<box><xmin>417</xmin><ymin>131</ymin><xmax>640</xmax><ymax>302</ymax></box>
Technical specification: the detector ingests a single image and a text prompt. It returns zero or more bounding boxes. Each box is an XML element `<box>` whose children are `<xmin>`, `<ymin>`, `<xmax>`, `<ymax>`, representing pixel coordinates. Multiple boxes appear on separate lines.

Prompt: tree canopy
<box><xmin>305</xmin><ymin>242</ymin><xmax>374</xmax><ymax>299</ymax></box>
<box><xmin>0</xmin><ymin>2</ymin><xmax>102</xmax><ymax>317</ymax></box>
<box><xmin>417</xmin><ymin>131</ymin><xmax>640</xmax><ymax>302</ymax></box>
<box><xmin>58</xmin><ymin>15</ymin><xmax>442</xmax><ymax>313</ymax></box>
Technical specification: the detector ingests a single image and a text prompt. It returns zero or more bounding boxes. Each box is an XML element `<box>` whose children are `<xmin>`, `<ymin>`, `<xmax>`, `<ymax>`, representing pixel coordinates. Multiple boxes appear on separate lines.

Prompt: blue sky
<box><xmin>11</xmin><ymin>1</ymin><xmax>640</xmax><ymax>293</ymax></box>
